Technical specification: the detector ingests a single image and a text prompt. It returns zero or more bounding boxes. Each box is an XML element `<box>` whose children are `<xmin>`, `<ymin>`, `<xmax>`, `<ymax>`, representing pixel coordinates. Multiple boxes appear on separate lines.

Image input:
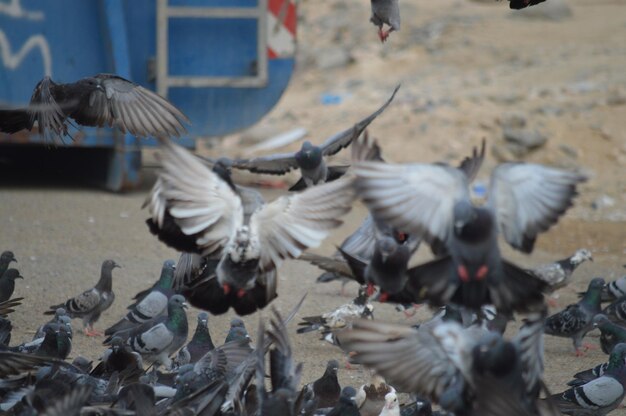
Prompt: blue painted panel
<box><xmin>169</xmin><ymin>0</ymin><xmax>258</xmax><ymax>7</ymax></box>
<box><xmin>169</xmin><ymin>18</ymin><xmax>258</xmax><ymax>77</ymax></box>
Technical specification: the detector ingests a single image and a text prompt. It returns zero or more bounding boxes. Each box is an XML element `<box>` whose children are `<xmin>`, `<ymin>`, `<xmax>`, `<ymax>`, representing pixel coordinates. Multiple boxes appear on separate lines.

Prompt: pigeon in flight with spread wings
<box><xmin>144</xmin><ymin>138</ymin><xmax>356</xmax><ymax>298</ymax></box>
<box><xmin>352</xmin><ymin>136</ymin><xmax>586</xmax><ymax>312</ymax></box>
<box><xmin>226</xmin><ymin>85</ymin><xmax>399</xmax><ymax>191</ymax></box>
<box><xmin>0</xmin><ymin>73</ymin><xmax>189</xmax><ymax>141</ymax></box>
<box><xmin>338</xmin><ymin>310</ymin><xmax>555</xmax><ymax>416</ymax></box>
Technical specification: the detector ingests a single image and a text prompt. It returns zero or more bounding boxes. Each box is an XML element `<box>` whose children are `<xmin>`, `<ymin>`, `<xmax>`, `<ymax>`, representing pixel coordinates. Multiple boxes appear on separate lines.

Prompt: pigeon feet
<box><xmin>255</xmin><ymin>179</ymin><xmax>288</xmax><ymax>189</ymax></box>
<box><xmin>366</xmin><ymin>283</ymin><xmax>376</xmax><ymax>297</ymax></box>
<box><xmin>378</xmin><ymin>28</ymin><xmax>390</xmax><ymax>43</ymax></box>
<box><xmin>84</xmin><ymin>326</ymin><xmax>103</xmax><ymax>337</ymax></box>
<box><xmin>403</xmin><ymin>304</ymin><xmax>422</xmax><ymax>318</ymax></box>
<box><xmin>582</xmin><ymin>343</ymin><xmax>597</xmax><ymax>351</ymax></box>
<box><xmin>547</xmin><ymin>296</ymin><xmax>559</xmax><ymax>308</ymax></box>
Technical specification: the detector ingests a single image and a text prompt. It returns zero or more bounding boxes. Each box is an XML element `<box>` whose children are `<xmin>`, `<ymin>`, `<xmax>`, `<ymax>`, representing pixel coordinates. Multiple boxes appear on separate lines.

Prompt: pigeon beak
<box><xmin>113</xmin><ymin>262</ymin><xmax>121</xmax><ymax>269</ymax></box>
<box><xmin>16</xmin><ymin>275</ymin><xmax>23</xmax><ymax>279</ymax></box>
<box><xmin>11</xmin><ymin>258</ymin><xmax>17</xmax><ymax>264</ymax></box>
<box><xmin>182</xmin><ymin>302</ymin><xmax>189</xmax><ymax>309</ymax></box>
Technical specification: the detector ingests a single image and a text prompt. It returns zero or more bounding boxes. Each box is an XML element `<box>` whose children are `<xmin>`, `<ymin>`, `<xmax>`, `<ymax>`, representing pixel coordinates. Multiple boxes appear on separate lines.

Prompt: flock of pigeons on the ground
<box><xmin>2</xmin><ymin>1</ymin><xmax>625</xmax><ymax>415</ymax></box>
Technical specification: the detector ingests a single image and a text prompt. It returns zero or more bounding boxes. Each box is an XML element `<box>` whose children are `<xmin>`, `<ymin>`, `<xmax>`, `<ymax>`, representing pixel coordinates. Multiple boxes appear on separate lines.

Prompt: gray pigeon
<box><xmin>602</xmin><ymin>297</ymin><xmax>626</xmax><ymax>325</ymax></box>
<box><xmin>592</xmin><ymin>314</ymin><xmax>626</xmax><ymax>355</ymax></box>
<box><xmin>45</xmin><ymin>259</ymin><xmax>119</xmax><ymax>336</ymax></box>
<box><xmin>531</xmin><ymin>248</ymin><xmax>593</xmax><ymax>295</ymax></box>
<box><xmin>91</xmin><ymin>336</ymin><xmax>143</xmax><ymax>379</ymax></box>
<box><xmin>126</xmin><ymin>294</ymin><xmax>189</xmax><ymax>369</ymax></box>
<box><xmin>592</xmin><ymin>274</ymin><xmax>626</xmax><ymax>303</ymax></box>
<box><xmin>0</xmin><ymin>251</ymin><xmax>17</xmax><ymax>277</ymax></box>
<box><xmin>0</xmin><ymin>269</ymin><xmax>22</xmax><ymax>303</ymax></box>
<box><xmin>308</xmin><ymin>360</ymin><xmax>341</xmax><ymax>409</ymax></box>
<box><xmin>337</xmin><ymin>310</ymin><xmax>548</xmax><ymax>415</ymax></box>
<box><xmin>0</xmin><ymin>73</ymin><xmax>189</xmax><ymax>141</ymax></box>
<box><xmin>549</xmin><ymin>343</ymin><xmax>626</xmax><ymax>416</ymax></box>
<box><xmin>145</xmin><ymin>138</ymin><xmax>355</xmax><ymax>298</ymax></box>
<box><xmin>544</xmin><ymin>277</ymin><xmax>605</xmax><ymax>355</ymax></box>
<box><xmin>34</xmin><ymin>308</ymin><xmax>70</xmax><ymax>340</ymax></box>
<box><xmin>353</xmin><ymin>135</ymin><xmax>585</xmax><ymax>313</ymax></box>
<box><xmin>225</xmin><ymin>318</ymin><xmax>249</xmax><ymax>343</ymax></box>
<box><xmin>175</xmin><ymin>312</ymin><xmax>215</xmax><ymax>366</ymax></box>
<box><xmin>370</xmin><ymin>0</ymin><xmax>401</xmax><ymax>43</ymax></box>
<box><xmin>226</xmin><ymin>86</ymin><xmax>399</xmax><ymax>191</ymax></box>
<box><xmin>105</xmin><ymin>259</ymin><xmax>176</xmax><ymax>339</ymax></box>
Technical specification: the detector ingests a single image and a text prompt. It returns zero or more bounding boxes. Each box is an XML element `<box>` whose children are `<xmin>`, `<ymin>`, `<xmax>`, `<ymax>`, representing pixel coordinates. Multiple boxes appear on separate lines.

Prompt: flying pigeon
<box><xmin>226</xmin><ymin>85</ymin><xmax>399</xmax><ymax>191</ymax></box>
<box><xmin>0</xmin><ymin>251</ymin><xmax>17</xmax><ymax>278</ymax></box>
<box><xmin>531</xmin><ymin>249</ymin><xmax>594</xmax><ymax>305</ymax></box>
<box><xmin>337</xmin><ymin>309</ymin><xmax>548</xmax><ymax>415</ymax></box>
<box><xmin>355</xmin><ymin>373</ymin><xmax>396</xmax><ymax>416</ymax></box>
<box><xmin>145</xmin><ymin>138</ymin><xmax>356</xmax><ymax>300</ymax></box>
<box><xmin>122</xmin><ymin>294</ymin><xmax>188</xmax><ymax>369</ymax></box>
<box><xmin>45</xmin><ymin>259</ymin><xmax>119</xmax><ymax>336</ymax></box>
<box><xmin>0</xmin><ymin>73</ymin><xmax>189</xmax><ymax>141</ymax></box>
<box><xmin>509</xmin><ymin>0</ymin><xmax>547</xmax><ymax>9</ymax></box>
<box><xmin>352</xmin><ymin>135</ymin><xmax>585</xmax><ymax>312</ymax></box>
<box><xmin>175</xmin><ymin>312</ymin><xmax>215</xmax><ymax>366</ymax></box>
<box><xmin>255</xmin><ymin>308</ymin><xmax>303</xmax><ymax>416</ymax></box>
<box><xmin>592</xmin><ymin>315</ymin><xmax>626</xmax><ymax>355</ymax></box>
<box><xmin>370</xmin><ymin>0</ymin><xmax>401</xmax><ymax>43</ymax></box>
<box><xmin>104</xmin><ymin>259</ymin><xmax>176</xmax><ymax>338</ymax></box>
<box><xmin>0</xmin><ymin>269</ymin><xmax>23</xmax><ymax>303</ymax></box>
<box><xmin>549</xmin><ymin>343</ymin><xmax>626</xmax><ymax>416</ymax></box>
<box><xmin>544</xmin><ymin>277</ymin><xmax>604</xmax><ymax>355</ymax></box>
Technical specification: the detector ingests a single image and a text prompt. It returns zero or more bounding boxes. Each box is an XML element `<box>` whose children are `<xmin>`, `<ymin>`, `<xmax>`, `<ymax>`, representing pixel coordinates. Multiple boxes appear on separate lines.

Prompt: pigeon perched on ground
<box><xmin>0</xmin><ymin>269</ymin><xmax>22</xmax><ymax>303</ymax></box>
<box><xmin>145</xmin><ymin>138</ymin><xmax>356</xmax><ymax>302</ymax></box>
<box><xmin>324</xmin><ymin>386</ymin><xmax>360</xmax><ymax>416</ymax></box>
<box><xmin>354</xmin><ymin>137</ymin><xmax>582</xmax><ymax>313</ymax></box>
<box><xmin>46</xmin><ymin>259</ymin><xmax>119</xmax><ymax>336</ymax></box>
<box><xmin>592</xmin><ymin>315</ymin><xmax>626</xmax><ymax>355</ymax></box>
<box><xmin>379</xmin><ymin>392</ymin><xmax>400</xmax><ymax>416</ymax></box>
<box><xmin>531</xmin><ymin>249</ymin><xmax>593</xmax><ymax>292</ymax></box>
<box><xmin>297</xmin><ymin>289</ymin><xmax>374</xmax><ymax>339</ymax></box>
<box><xmin>509</xmin><ymin>0</ymin><xmax>547</xmax><ymax>9</ymax></box>
<box><xmin>125</xmin><ymin>294</ymin><xmax>189</xmax><ymax>369</ymax></box>
<box><xmin>90</xmin><ymin>336</ymin><xmax>143</xmax><ymax>380</ymax></box>
<box><xmin>35</xmin><ymin>308</ymin><xmax>69</xmax><ymax>340</ymax></box>
<box><xmin>601</xmin><ymin>297</ymin><xmax>626</xmax><ymax>325</ymax></box>
<box><xmin>9</xmin><ymin>323</ymin><xmax>72</xmax><ymax>359</ymax></box>
<box><xmin>568</xmin><ymin>347</ymin><xmax>626</xmax><ymax>387</ymax></box>
<box><xmin>0</xmin><ymin>73</ymin><xmax>189</xmax><ymax>141</ymax></box>
<box><xmin>549</xmin><ymin>343</ymin><xmax>626</xmax><ymax>416</ymax></box>
<box><xmin>370</xmin><ymin>0</ymin><xmax>401</xmax><ymax>43</ymax></box>
<box><xmin>105</xmin><ymin>259</ymin><xmax>176</xmax><ymax>338</ymax></box>
<box><xmin>225</xmin><ymin>318</ymin><xmax>250</xmax><ymax>344</ymax></box>
<box><xmin>545</xmin><ymin>277</ymin><xmax>605</xmax><ymax>355</ymax></box>
<box><xmin>308</xmin><ymin>360</ymin><xmax>341</xmax><ymax>409</ymax></box>
<box><xmin>0</xmin><ymin>251</ymin><xmax>17</xmax><ymax>278</ymax></box>
<box><xmin>355</xmin><ymin>373</ymin><xmax>396</xmax><ymax>416</ymax></box>
<box><xmin>338</xmin><ymin>310</ymin><xmax>548</xmax><ymax>415</ymax></box>
<box><xmin>584</xmin><ymin>274</ymin><xmax>626</xmax><ymax>303</ymax></box>
<box><xmin>226</xmin><ymin>86</ymin><xmax>399</xmax><ymax>191</ymax></box>
<box><xmin>0</xmin><ymin>298</ymin><xmax>21</xmax><ymax>346</ymax></box>
<box><xmin>175</xmin><ymin>312</ymin><xmax>214</xmax><ymax>366</ymax></box>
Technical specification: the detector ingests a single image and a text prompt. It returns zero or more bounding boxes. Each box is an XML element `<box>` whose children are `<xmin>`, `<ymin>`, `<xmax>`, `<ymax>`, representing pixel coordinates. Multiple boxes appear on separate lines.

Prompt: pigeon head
<box><xmin>163</xmin><ymin>259</ymin><xmax>176</xmax><ymax>269</ymax></box>
<box><xmin>197</xmin><ymin>312</ymin><xmax>209</xmax><ymax>326</ymax></box>
<box><xmin>376</xmin><ymin>237</ymin><xmax>399</xmax><ymax>263</ymax></box>
<box><xmin>169</xmin><ymin>294</ymin><xmax>188</xmax><ymax>310</ymax></box>
<box><xmin>0</xmin><ymin>251</ymin><xmax>16</xmax><ymax>265</ymax></box>
<box><xmin>593</xmin><ymin>314</ymin><xmax>610</xmax><ymax>328</ymax></box>
<box><xmin>2</xmin><ymin>269</ymin><xmax>22</xmax><ymax>280</ymax></box>
<box><xmin>71</xmin><ymin>356</ymin><xmax>93</xmax><ymax>373</ymax></box>
<box><xmin>102</xmin><ymin>259</ymin><xmax>121</xmax><ymax>271</ymax></box>
<box><xmin>453</xmin><ymin>200</ymin><xmax>477</xmax><ymax>233</ymax></box>
<box><xmin>340</xmin><ymin>386</ymin><xmax>357</xmax><ymax>404</ymax></box>
<box><xmin>54</xmin><ymin>308</ymin><xmax>67</xmax><ymax>318</ymax></box>
<box><xmin>361</xmin><ymin>304</ymin><xmax>375</xmax><ymax>319</ymax></box>
<box><xmin>571</xmin><ymin>249</ymin><xmax>593</xmax><ymax>265</ymax></box>
<box><xmin>325</xmin><ymin>359</ymin><xmax>339</xmax><ymax>376</ymax></box>
<box><xmin>354</xmin><ymin>287</ymin><xmax>370</xmax><ymax>305</ymax></box>
<box><xmin>295</xmin><ymin>141</ymin><xmax>323</xmax><ymax>170</ymax></box>
<box><xmin>111</xmin><ymin>336</ymin><xmax>124</xmax><ymax>351</ymax></box>
<box><xmin>230</xmin><ymin>318</ymin><xmax>245</xmax><ymax>328</ymax></box>
<box><xmin>383</xmin><ymin>392</ymin><xmax>399</xmax><ymax>410</ymax></box>
<box><xmin>228</xmin><ymin>227</ymin><xmax>258</xmax><ymax>262</ymax></box>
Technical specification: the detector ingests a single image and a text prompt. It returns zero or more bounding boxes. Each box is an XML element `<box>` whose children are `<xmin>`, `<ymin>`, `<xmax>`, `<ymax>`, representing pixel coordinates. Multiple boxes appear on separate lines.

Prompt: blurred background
<box><xmin>0</xmin><ymin>0</ymin><xmax>625</xmax><ymax>395</ymax></box>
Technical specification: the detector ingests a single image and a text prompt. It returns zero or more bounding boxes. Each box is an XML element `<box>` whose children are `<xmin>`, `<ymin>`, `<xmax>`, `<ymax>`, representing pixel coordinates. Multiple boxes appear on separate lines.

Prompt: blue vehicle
<box><xmin>0</xmin><ymin>0</ymin><xmax>296</xmax><ymax>190</ymax></box>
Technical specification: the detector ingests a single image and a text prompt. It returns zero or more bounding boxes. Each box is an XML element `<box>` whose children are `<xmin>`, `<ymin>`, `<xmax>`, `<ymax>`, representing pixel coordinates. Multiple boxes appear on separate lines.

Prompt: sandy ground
<box><xmin>1</xmin><ymin>0</ymin><xmax>626</xmax><ymax>411</ymax></box>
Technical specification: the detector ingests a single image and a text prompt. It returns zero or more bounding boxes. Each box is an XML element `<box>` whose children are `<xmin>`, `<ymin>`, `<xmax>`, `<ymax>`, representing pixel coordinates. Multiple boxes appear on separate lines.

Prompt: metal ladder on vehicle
<box><xmin>155</xmin><ymin>0</ymin><xmax>268</xmax><ymax>97</ymax></box>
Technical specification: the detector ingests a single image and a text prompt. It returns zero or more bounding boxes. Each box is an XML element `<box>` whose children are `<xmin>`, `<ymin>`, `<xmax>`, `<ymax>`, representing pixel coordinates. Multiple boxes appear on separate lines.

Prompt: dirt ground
<box><xmin>1</xmin><ymin>0</ymin><xmax>626</xmax><ymax>411</ymax></box>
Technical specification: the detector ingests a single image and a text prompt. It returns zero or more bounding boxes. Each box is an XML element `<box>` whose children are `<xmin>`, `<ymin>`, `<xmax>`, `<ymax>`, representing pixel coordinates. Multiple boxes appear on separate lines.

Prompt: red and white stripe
<box><xmin>267</xmin><ymin>0</ymin><xmax>296</xmax><ymax>58</ymax></box>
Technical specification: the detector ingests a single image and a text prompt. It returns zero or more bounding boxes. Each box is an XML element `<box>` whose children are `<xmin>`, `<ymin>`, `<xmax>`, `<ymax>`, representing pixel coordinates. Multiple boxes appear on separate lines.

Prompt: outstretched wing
<box><xmin>488</xmin><ymin>163</ymin><xmax>587</xmax><ymax>253</ymax></box>
<box><xmin>146</xmin><ymin>138</ymin><xmax>243</xmax><ymax>257</ymax></box>
<box><xmin>320</xmin><ymin>84</ymin><xmax>400</xmax><ymax>156</ymax></box>
<box><xmin>69</xmin><ymin>74</ymin><xmax>189</xmax><ymax>138</ymax></box>
<box><xmin>337</xmin><ymin>319</ymin><xmax>475</xmax><ymax>403</ymax></box>
<box><xmin>251</xmin><ymin>177</ymin><xmax>355</xmax><ymax>271</ymax></box>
